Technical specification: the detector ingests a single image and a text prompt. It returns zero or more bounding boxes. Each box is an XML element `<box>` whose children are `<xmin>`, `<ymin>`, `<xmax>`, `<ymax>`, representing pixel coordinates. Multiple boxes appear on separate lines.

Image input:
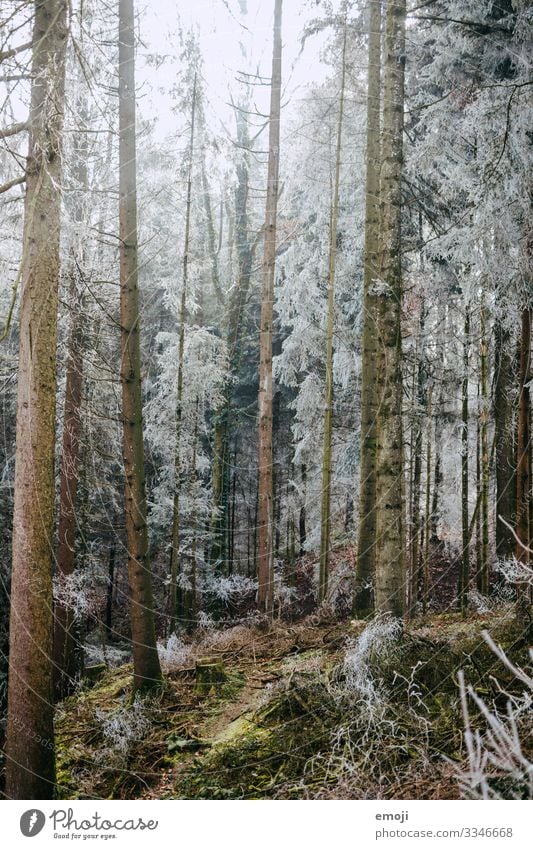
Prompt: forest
<box><xmin>0</xmin><ymin>0</ymin><xmax>532</xmax><ymax>803</ymax></box>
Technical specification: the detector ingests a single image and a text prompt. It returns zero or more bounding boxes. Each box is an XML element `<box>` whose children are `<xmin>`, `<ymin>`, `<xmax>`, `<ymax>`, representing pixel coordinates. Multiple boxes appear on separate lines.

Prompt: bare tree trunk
<box><xmin>118</xmin><ymin>0</ymin><xmax>161</xmax><ymax>688</ymax></box>
<box><xmin>479</xmin><ymin>300</ymin><xmax>490</xmax><ymax>593</ymax></box>
<box><xmin>5</xmin><ymin>0</ymin><xmax>68</xmax><ymax>800</ymax></box>
<box><xmin>53</xmin><ymin>115</ymin><xmax>89</xmax><ymax>701</ymax></box>
<box><xmin>459</xmin><ymin>307</ymin><xmax>470</xmax><ymax>615</ymax></box>
<box><xmin>257</xmin><ymin>0</ymin><xmax>282</xmax><ymax>614</ymax></box>
<box><xmin>211</xmin><ymin>108</ymin><xmax>254</xmax><ymax>571</ymax></box>
<box><xmin>494</xmin><ymin>319</ymin><xmax>516</xmax><ymax>558</ymax></box>
<box><xmin>422</xmin><ymin>387</ymin><xmax>432</xmax><ymax>615</ymax></box>
<box><xmin>515</xmin><ymin>307</ymin><xmax>531</xmax><ymax>564</ymax></box>
<box><xmin>105</xmin><ymin>543</ymin><xmax>116</xmax><ymax>639</ymax></box>
<box><xmin>355</xmin><ymin>0</ymin><xmax>382</xmax><ymax>616</ymax></box>
<box><xmin>318</xmin><ymin>21</ymin><xmax>347</xmax><ymax>604</ymax></box>
<box><xmin>299</xmin><ymin>463</ymin><xmax>307</xmax><ymax>555</ymax></box>
<box><xmin>169</xmin><ymin>72</ymin><xmax>197</xmax><ymax>633</ymax></box>
<box><xmin>373</xmin><ymin>0</ymin><xmax>406</xmax><ymax>618</ymax></box>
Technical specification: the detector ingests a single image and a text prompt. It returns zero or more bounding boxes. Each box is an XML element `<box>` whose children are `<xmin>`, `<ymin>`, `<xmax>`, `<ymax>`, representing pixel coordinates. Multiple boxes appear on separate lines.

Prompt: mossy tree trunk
<box><xmin>53</xmin><ymin>108</ymin><xmax>89</xmax><ymax>701</ymax></box>
<box><xmin>118</xmin><ymin>0</ymin><xmax>161</xmax><ymax>688</ymax></box>
<box><xmin>5</xmin><ymin>0</ymin><xmax>68</xmax><ymax>800</ymax></box>
<box><xmin>355</xmin><ymin>0</ymin><xmax>382</xmax><ymax>616</ymax></box>
<box><xmin>373</xmin><ymin>0</ymin><xmax>407</xmax><ymax>618</ymax></box>
<box><xmin>257</xmin><ymin>0</ymin><xmax>283</xmax><ymax>614</ymax></box>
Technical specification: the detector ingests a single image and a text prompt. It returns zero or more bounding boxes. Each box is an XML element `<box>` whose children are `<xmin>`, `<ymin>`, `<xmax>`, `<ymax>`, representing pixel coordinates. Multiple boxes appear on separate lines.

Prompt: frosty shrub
<box><xmin>468</xmin><ymin>589</ymin><xmax>493</xmax><ymax>614</ymax></box>
<box><xmin>157</xmin><ymin>634</ymin><xmax>194</xmax><ymax>671</ymax></box>
<box><xmin>95</xmin><ymin>695</ymin><xmax>151</xmax><ymax>767</ymax></box>
<box><xmin>207</xmin><ymin>574</ymin><xmax>257</xmax><ymax>603</ymax></box>
<box><xmin>457</xmin><ymin>630</ymin><xmax>533</xmax><ymax>800</ymax></box>
<box><xmin>342</xmin><ymin>615</ymin><xmax>403</xmax><ymax>702</ymax></box>
<box><xmin>273</xmin><ymin>567</ymin><xmax>298</xmax><ymax>616</ymax></box>
<box><xmin>53</xmin><ymin>568</ymin><xmax>103</xmax><ymax>619</ymax></box>
<box><xmin>84</xmin><ymin>643</ymin><xmax>131</xmax><ymax>668</ymax></box>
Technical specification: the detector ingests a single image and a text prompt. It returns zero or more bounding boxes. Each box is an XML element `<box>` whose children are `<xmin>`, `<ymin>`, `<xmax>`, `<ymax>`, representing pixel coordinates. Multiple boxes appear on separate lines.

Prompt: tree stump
<box><xmin>195</xmin><ymin>656</ymin><xmax>226</xmax><ymax>696</ymax></box>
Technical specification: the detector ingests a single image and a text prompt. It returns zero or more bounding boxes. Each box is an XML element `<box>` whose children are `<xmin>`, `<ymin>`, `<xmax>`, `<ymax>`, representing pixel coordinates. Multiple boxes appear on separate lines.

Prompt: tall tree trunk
<box><xmin>515</xmin><ymin>307</ymin><xmax>532</xmax><ymax>564</ymax></box>
<box><xmin>257</xmin><ymin>0</ymin><xmax>282</xmax><ymax>614</ymax></box>
<box><xmin>53</xmin><ymin>116</ymin><xmax>88</xmax><ymax>701</ymax></box>
<box><xmin>373</xmin><ymin>0</ymin><xmax>406</xmax><ymax>618</ymax></box>
<box><xmin>422</xmin><ymin>386</ymin><xmax>432</xmax><ymax>615</ymax></box>
<box><xmin>118</xmin><ymin>0</ymin><xmax>161</xmax><ymax>688</ymax></box>
<box><xmin>408</xmin><ymin>305</ymin><xmax>426</xmax><ymax>615</ymax></box>
<box><xmin>459</xmin><ymin>307</ymin><xmax>470</xmax><ymax>615</ymax></box>
<box><xmin>211</xmin><ymin>108</ymin><xmax>254</xmax><ymax>571</ymax></box>
<box><xmin>105</xmin><ymin>543</ymin><xmax>116</xmax><ymax>640</ymax></box>
<box><xmin>318</xmin><ymin>22</ymin><xmax>347</xmax><ymax>605</ymax></box>
<box><xmin>355</xmin><ymin>0</ymin><xmax>382</xmax><ymax>616</ymax></box>
<box><xmin>5</xmin><ymin>0</ymin><xmax>68</xmax><ymax>800</ymax></box>
<box><xmin>299</xmin><ymin>463</ymin><xmax>307</xmax><ymax>555</ymax></box>
<box><xmin>479</xmin><ymin>300</ymin><xmax>490</xmax><ymax>593</ymax></box>
<box><xmin>494</xmin><ymin>319</ymin><xmax>516</xmax><ymax>558</ymax></box>
<box><xmin>169</xmin><ymin>73</ymin><xmax>197</xmax><ymax>633</ymax></box>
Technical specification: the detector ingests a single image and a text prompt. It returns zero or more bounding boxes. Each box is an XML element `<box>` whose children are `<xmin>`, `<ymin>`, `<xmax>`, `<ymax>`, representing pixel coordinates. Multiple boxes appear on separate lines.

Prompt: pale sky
<box><xmin>138</xmin><ymin>0</ymin><xmax>338</xmax><ymax>139</ymax></box>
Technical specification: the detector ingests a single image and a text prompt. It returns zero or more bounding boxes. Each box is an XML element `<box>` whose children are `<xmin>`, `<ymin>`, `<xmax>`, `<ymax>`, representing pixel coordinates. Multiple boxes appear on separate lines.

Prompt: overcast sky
<box><xmin>138</xmin><ymin>0</ymin><xmax>339</xmax><ymax>138</ymax></box>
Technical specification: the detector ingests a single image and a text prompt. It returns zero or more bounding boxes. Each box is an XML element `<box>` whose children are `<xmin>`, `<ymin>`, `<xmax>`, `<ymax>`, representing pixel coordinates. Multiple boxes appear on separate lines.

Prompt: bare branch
<box><xmin>0</xmin><ymin>120</ymin><xmax>28</xmax><ymax>138</ymax></box>
<box><xmin>0</xmin><ymin>40</ymin><xmax>32</xmax><ymax>63</ymax></box>
<box><xmin>0</xmin><ymin>174</ymin><xmax>25</xmax><ymax>194</ymax></box>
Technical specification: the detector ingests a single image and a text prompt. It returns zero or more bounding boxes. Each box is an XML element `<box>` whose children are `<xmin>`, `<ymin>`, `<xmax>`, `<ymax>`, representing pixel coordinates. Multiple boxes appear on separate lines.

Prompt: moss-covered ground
<box><xmin>54</xmin><ymin>608</ymin><xmax>532</xmax><ymax>800</ymax></box>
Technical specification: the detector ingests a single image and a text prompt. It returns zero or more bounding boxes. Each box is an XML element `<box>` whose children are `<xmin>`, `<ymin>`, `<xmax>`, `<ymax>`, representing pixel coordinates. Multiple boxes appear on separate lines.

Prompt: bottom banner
<box><xmin>1</xmin><ymin>799</ymin><xmax>530</xmax><ymax>849</ymax></box>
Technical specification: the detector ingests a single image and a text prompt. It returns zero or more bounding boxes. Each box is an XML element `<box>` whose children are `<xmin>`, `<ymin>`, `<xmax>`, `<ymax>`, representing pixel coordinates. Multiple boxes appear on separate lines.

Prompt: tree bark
<box><xmin>53</xmin><ymin>114</ymin><xmax>89</xmax><ymax>701</ymax></box>
<box><xmin>459</xmin><ymin>307</ymin><xmax>470</xmax><ymax>615</ymax></box>
<box><xmin>373</xmin><ymin>0</ymin><xmax>406</xmax><ymax>618</ymax></box>
<box><xmin>257</xmin><ymin>0</ymin><xmax>282</xmax><ymax>614</ymax></box>
<box><xmin>169</xmin><ymin>72</ymin><xmax>197</xmax><ymax>633</ymax></box>
<box><xmin>319</xmin><ymin>21</ymin><xmax>347</xmax><ymax>605</ymax></box>
<box><xmin>355</xmin><ymin>0</ymin><xmax>382</xmax><ymax>617</ymax></box>
<box><xmin>494</xmin><ymin>319</ymin><xmax>516</xmax><ymax>558</ymax></box>
<box><xmin>515</xmin><ymin>307</ymin><xmax>531</xmax><ymax>564</ymax></box>
<box><xmin>118</xmin><ymin>0</ymin><xmax>161</xmax><ymax>688</ymax></box>
<box><xmin>5</xmin><ymin>0</ymin><xmax>68</xmax><ymax>800</ymax></box>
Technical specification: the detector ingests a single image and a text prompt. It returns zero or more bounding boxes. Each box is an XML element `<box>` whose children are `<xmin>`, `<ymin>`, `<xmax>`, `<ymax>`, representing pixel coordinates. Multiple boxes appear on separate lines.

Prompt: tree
<box><xmin>354</xmin><ymin>0</ymin><xmax>381</xmax><ymax>616</ymax></box>
<box><xmin>257</xmin><ymin>0</ymin><xmax>282</xmax><ymax>614</ymax></box>
<box><xmin>118</xmin><ymin>0</ymin><xmax>161</xmax><ymax>689</ymax></box>
<box><xmin>168</xmin><ymin>71</ymin><xmax>198</xmax><ymax>634</ymax></box>
<box><xmin>318</xmin><ymin>19</ymin><xmax>347</xmax><ymax>604</ymax></box>
<box><xmin>53</xmin><ymin>107</ymin><xmax>89</xmax><ymax>700</ymax></box>
<box><xmin>373</xmin><ymin>0</ymin><xmax>406</xmax><ymax>617</ymax></box>
<box><xmin>5</xmin><ymin>0</ymin><xmax>68</xmax><ymax>800</ymax></box>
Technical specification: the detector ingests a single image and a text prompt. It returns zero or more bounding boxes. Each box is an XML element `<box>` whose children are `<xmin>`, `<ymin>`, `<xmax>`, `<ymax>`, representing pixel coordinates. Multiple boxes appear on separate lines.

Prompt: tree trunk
<box><xmin>515</xmin><ymin>307</ymin><xmax>531</xmax><ymax>564</ymax></box>
<box><xmin>118</xmin><ymin>0</ymin><xmax>161</xmax><ymax>688</ymax></box>
<box><xmin>53</xmin><ymin>115</ymin><xmax>88</xmax><ymax>701</ymax></box>
<box><xmin>373</xmin><ymin>0</ymin><xmax>406</xmax><ymax>618</ymax></box>
<box><xmin>459</xmin><ymin>307</ymin><xmax>470</xmax><ymax>615</ymax></box>
<box><xmin>494</xmin><ymin>319</ymin><xmax>516</xmax><ymax>558</ymax></box>
<box><xmin>355</xmin><ymin>0</ymin><xmax>382</xmax><ymax>617</ymax></box>
<box><xmin>319</xmin><ymin>21</ymin><xmax>347</xmax><ymax>605</ymax></box>
<box><xmin>479</xmin><ymin>300</ymin><xmax>490</xmax><ymax>593</ymax></box>
<box><xmin>211</xmin><ymin>108</ymin><xmax>254</xmax><ymax>571</ymax></box>
<box><xmin>105</xmin><ymin>543</ymin><xmax>116</xmax><ymax>640</ymax></box>
<box><xmin>257</xmin><ymin>0</ymin><xmax>282</xmax><ymax>614</ymax></box>
<box><xmin>5</xmin><ymin>0</ymin><xmax>68</xmax><ymax>800</ymax></box>
<box><xmin>169</xmin><ymin>72</ymin><xmax>197</xmax><ymax>633</ymax></box>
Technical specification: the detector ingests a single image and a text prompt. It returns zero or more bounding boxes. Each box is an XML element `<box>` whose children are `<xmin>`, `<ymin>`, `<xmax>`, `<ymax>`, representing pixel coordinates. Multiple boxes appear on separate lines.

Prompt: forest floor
<box><xmin>54</xmin><ymin>604</ymin><xmax>533</xmax><ymax>800</ymax></box>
